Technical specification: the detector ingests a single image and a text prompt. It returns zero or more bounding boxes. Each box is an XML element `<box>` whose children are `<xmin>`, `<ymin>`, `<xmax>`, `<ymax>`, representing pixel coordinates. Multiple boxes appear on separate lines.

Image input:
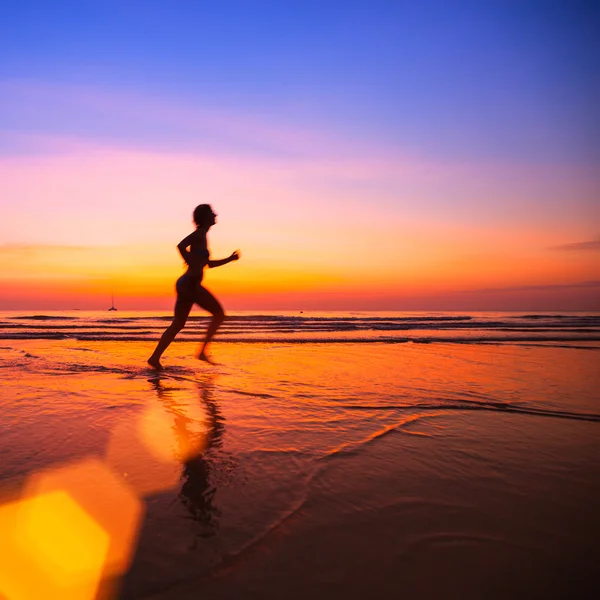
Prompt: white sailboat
<box><xmin>108</xmin><ymin>294</ymin><xmax>118</xmax><ymax>311</ymax></box>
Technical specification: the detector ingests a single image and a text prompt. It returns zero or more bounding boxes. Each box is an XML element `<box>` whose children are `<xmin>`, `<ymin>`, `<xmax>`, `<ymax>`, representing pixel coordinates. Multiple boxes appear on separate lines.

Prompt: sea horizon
<box><xmin>2</xmin><ymin>309</ymin><xmax>599</xmax><ymax>345</ymax></box>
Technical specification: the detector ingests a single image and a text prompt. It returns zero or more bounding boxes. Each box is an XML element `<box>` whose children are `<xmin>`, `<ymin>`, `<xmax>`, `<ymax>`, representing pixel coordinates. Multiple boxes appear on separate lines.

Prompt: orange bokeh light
<box><xmin>23</xmin><ymin>459</ymin><xmax>144</xmax><ymax>581</ymax></box>
<box><xmin>0</xmin><ymin>490</ymin><xmax>109</xmax><ymax>600</ymax></box>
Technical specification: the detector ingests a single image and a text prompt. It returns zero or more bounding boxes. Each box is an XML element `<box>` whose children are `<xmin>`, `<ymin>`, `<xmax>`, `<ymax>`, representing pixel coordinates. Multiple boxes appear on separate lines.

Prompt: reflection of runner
<box><xmin>149</xmin><ymin>374</ymin><xmax>224</xmax><ymax>536</ymax></box>
<box><xmin>148</xmin><ymin>204</ymin><xmax>240</xmax><ymax>369</ymax></box>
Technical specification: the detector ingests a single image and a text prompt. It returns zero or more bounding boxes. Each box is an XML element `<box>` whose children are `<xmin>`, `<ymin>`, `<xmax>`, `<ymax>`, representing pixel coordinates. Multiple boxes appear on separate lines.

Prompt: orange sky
<box><xmin>1</xmin><ymin>94</ymin><xmax>598</xmax><ymax>311</ymax></box>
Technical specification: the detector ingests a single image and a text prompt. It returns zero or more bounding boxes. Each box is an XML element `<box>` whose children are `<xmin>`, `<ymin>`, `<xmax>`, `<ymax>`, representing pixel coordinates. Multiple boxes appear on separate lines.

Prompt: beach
<box><xmin>4</xmin><ymin>0</ymin><xmax>599</xmax><ymax>598</ymax></box>
<box><xmin>1</xmin><ymin>312</ymin><xmax>599</xmax><ymax>599</ymax></box>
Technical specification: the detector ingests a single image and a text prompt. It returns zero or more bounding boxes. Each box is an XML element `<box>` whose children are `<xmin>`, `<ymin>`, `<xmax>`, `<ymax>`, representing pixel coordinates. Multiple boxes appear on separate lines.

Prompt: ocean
<box><xmin>2</xmin><ymin>309</ymin><xmax>600</xmax><ymax>343</ymax></box>
<box><xmin>1</xmin><ymin>310</ymin><xmax>599</xmax><ymax>599</ymax></box>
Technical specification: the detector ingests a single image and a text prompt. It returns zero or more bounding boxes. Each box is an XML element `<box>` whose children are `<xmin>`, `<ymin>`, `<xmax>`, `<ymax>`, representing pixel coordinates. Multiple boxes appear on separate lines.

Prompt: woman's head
<box><xmin>193</xmin><ymin>204</ymin><xmax>217</xmax><ymax>229</ymax></box>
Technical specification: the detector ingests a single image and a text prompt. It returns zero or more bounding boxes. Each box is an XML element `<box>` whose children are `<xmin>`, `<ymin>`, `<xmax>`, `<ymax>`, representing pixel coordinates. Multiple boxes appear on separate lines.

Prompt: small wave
<box><xmin>517</xmin><ymin>343</ymin><xmax>600</xmax><ymax>350</ymax></box>
<box><xmin>220</xmin><ymin>387</ymin><xmax>279</xmax><ymax>399</ymax></box>
<box><xmin>0</xmin><ymin>333</ymin><xmax>71</xmax><ymax>339</ymax></box>
<box><xmin>335</xmin><ymin>402</ymin><xmax>600</xmax><ymax>423</ymax></box>
<box><xmin>9</xmin><ymin>315</ymin><xmax>80</xmax><ymax>320</ymax></box>
<box><xmin>0</xmin><ymin>324</ymin><xmax>164</xmax><ymax>330</ymax></box>
<box><xmin>223</xmin><ymin>315</ymin><xmax>475</xmax><ymax>323</ymax></box>
<box><xmin>316</xmin><ymin>401</ymin><xmax>600</xmax><ymax>465</ymax></box>
<box><xmin>84</xmin><ymin>314</ymin><xmax>475</xmax><ymax>323</ymax></box>
<box><xmin>96</xmin><ymin>318</ymin><xmax>135</xmax><ymax>324</ymax></box>
<box><xmin>2</xmin><ymin>333</ymin><xmax>600</xmax><ymax>344</ymax></box>
<box><xmin>33</xmin><ymin>362</ymin><xmax>141</xmax><ymax>377</ymax></box>
<box><xmin>321</xmin><ymin>413</ymin><xmax>443</xmax><ymax>460</ymax></box>
<box><xmin>514</xmin><ymin>314</ymin><xmax>600</xmax><ymax>323</ymax></box>
<box><xmin>517</xmin><ymin>314</ymin><xmax>570</xmax><ymax>319</ymax></box>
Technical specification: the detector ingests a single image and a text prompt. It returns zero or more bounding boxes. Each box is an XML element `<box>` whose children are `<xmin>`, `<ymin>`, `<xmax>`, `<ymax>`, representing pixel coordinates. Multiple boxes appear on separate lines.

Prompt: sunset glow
<box><xmin>1</xmin><ymin>3</ymin><xmax>598</xmax><ymax>310</ymax></box>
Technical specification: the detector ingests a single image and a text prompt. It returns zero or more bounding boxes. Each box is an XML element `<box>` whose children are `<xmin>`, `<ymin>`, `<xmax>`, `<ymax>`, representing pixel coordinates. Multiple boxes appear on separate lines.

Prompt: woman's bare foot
<box><xmin>198</xmin><ymin>352</ymin><xmax>217</xmax><ymax>365</ymax></box>
<box><xmin>147</xmin><ymin>356</ymin><xmax>163</xmax><ymax>370</ymax></box>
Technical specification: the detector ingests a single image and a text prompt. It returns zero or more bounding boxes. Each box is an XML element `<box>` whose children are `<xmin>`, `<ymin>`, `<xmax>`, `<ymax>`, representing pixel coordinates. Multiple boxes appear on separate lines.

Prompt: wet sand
<box><xmin>0</xmin><ymin>340</ymin><xmax>599</xmax><ymax>599</ymax></box>
<box><xmin>136</xmin><ymin>411</ymin><xmax>599</xmax><ymax>600</ymax></box>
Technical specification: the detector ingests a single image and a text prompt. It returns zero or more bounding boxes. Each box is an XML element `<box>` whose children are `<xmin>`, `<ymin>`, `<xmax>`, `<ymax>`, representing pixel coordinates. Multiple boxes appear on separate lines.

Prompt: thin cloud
<box><xmin>0</xmin><ymin>243</ymin><xmax>92</xmax><ymax>253</ymax></box>
<box><xmin>0</xmin><ymin>80</ymin><xmax>358</xmax><ymax>161</ymax></box>
<box><xmin>549</xmin><ymin>237</ymin><xmax>600</xmax><ymax>251</ymax></box>
<box><xmin>458</xmin><ymin>281</ymin><xmax>600</xmax><ymax>294</ymax></box>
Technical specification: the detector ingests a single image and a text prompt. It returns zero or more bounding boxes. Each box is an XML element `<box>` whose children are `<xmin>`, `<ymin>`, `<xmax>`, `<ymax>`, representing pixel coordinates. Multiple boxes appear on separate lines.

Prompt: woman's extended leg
<box><xmin>194</xmin><ymin>286</ymin><xmax>225</xmax><ymax>362</ymax></box>
<box><xmin>148</xmin><ymin>296</ymin><xmax>193</xmax><ymax>370</ymax></box>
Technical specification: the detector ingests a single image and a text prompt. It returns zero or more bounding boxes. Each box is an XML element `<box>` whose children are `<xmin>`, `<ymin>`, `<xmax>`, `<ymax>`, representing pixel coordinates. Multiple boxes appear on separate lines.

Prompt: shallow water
<box><xmin>1</xmin><ymin>322</ymin><xmax>599</xmax><ymax>599</ymax></box>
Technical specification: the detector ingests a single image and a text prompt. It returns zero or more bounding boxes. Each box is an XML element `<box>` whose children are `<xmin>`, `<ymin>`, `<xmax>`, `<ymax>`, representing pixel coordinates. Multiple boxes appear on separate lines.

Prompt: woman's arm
<box><xmin>208</xmin><ymin>250</ymin><xmax>240</xmax><ymax>268</ymax></box>
<box><xmin>177</xmin><ymin>232</ymin><xmax>202</xmax><ymax>265</ymax></box>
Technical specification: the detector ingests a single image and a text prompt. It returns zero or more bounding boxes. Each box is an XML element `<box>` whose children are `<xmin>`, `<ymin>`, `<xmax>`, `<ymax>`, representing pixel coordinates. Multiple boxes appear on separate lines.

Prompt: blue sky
<box><xmin>2</xmin><ymin>0</ymin><xmax>599</xmax><ymax>164</ymax></box>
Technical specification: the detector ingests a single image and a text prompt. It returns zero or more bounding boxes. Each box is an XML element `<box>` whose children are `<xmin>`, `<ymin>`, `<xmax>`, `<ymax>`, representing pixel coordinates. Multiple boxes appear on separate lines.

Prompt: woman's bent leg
<box><xmin>194</xmin><ymin>286</ymin><xmax>225</xmax><ymax>361</ymax></box>
<box><xmin>148</xmin><ymin>296</ymin><xmax>193</xmax><ymax>369</ymax></box>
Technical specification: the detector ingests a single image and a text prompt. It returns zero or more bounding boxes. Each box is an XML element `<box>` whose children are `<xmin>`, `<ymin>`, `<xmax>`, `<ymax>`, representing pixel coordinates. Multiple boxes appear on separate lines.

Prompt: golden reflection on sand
<box><xmin>105</xmin><ymin>375</ymin><xmax>218</xmax><ymax>497</ymax></box>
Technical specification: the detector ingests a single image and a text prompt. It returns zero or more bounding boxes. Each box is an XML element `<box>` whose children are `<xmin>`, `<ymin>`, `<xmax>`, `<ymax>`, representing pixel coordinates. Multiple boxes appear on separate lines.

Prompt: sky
<box><xmin>1</xmin><ymin>0</ymin><xmax>599</xmax><ymax>310</ymax></box>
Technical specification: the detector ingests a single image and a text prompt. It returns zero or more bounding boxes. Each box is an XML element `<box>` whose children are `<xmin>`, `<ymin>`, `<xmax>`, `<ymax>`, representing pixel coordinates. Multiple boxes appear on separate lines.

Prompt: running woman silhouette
<box><xmin>148</xmin><ymin>204</ymin><xmax>240</xmax><ymax>369</ymax></box>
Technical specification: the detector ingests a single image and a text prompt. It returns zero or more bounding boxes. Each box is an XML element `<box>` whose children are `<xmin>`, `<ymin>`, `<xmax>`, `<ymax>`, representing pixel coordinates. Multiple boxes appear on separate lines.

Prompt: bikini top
<box><xmin>192</xmin><ymin>247</ymin><xmax>209</xmax><ymax>259</ymax></box>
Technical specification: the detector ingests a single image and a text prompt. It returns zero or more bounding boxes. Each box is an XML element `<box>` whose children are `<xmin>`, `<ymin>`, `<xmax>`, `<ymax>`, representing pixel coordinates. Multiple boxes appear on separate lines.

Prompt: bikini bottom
<box><xmin>176</xmin><ymin>274</ymin><xmax>202</xmax><ymax>300</ymax></box>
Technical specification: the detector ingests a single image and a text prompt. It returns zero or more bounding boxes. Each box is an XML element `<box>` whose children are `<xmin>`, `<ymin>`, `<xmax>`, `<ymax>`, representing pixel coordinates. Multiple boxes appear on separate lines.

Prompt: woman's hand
<box><xmin>230</xmin><ymin>250</ymin><xmax>241</xmax><ymax>261</ymax></box>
